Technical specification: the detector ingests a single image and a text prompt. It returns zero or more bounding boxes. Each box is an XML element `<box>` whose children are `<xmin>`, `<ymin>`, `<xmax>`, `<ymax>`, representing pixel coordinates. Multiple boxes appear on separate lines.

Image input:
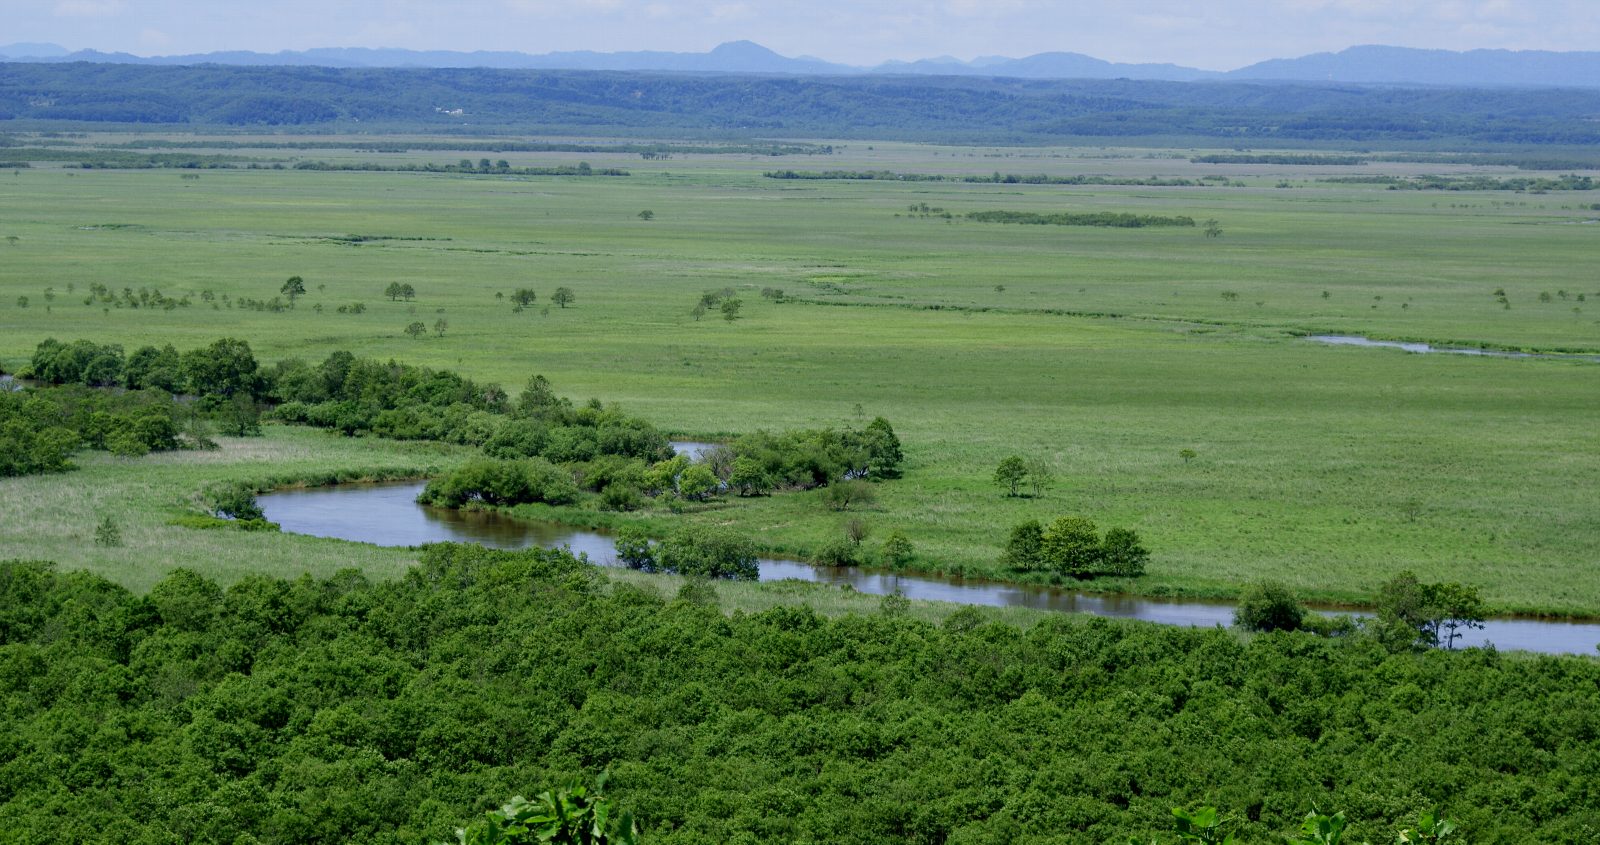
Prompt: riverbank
<box><xmin>257</xmin><ymin>479</ymin><xmax>1600</xmax><ymax>655</ymax></box>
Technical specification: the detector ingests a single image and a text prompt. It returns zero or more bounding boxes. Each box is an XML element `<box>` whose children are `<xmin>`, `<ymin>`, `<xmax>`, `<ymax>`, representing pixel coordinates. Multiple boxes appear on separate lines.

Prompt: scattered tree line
<box><xmin>1190</xmin><ymin>153</ymin><xmax>1368</xmax><ymax>165</ymax></box>
<box><xmin>966</xmin><ymin>210</ymin><xmax>1197</xmax><ymax>228</ymax></box>
<box><xmin>1</xmin><ymin>337</ymin><xmax>279</xmax><ymax>476</ymax></box>
<box><xmin>114</xmin><ymin>138</ymin><xmax>831</xmax><ymax>156</ymax></box>
<box><xmin>1236</xmin><ymin>572</ymin><xmax>1488</xmax><ymax>652</ymax></box>
<box><xmin>11</xmin><ymin>338</ymin><xmax>904</xmax><ymax>537</ymax></box>
<box><xmin>1321</xmin><ymin>173</ymin><xmax>1595</xmax><ymax>191</ymax></box>
<box><xmin>1</xmin><ymin>548</ymin><xmax>1592</xmax><ymax>843</ymax></box>
<box><xmin>765</xmin><ymin>170</ymin><xmax>1210</xmax><ymax>187</ymax></box>
<box><xmin>290</xmin><ymin>160</ymin><xmax>628</xmax><ymax>176</ymax></box>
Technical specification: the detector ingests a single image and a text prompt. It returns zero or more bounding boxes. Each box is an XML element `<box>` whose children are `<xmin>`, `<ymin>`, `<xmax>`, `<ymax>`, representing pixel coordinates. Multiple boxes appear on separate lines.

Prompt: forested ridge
<box><xmin>1</xmin><ymin>548</ymin><xmax>1596</xmax><ymax>843</ymax></box>
<box><xmin>4</xmin><ymin>63</ymin><xmax>1600</xmax><ymax>144</ymax></box>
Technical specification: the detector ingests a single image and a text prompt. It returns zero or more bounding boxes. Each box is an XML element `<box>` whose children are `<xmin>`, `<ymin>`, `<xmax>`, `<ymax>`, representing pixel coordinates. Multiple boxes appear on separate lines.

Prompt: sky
<box><xmin>4</xmin><ymin>0</ymin><xmax>1599</xmax><ymax>69</ymax></box>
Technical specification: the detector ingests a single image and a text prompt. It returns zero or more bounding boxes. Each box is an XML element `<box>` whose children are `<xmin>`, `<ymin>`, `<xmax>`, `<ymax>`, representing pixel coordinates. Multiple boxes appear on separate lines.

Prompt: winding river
<box><xmin>1308</xmin><ymin>334</ymin><xmax>1600</xmax><ymax>362</ymax></box>
<box><xmin>258</xmin><ymin>478</ymin><xmax>1600</xmax><ymax>656</ymax></box>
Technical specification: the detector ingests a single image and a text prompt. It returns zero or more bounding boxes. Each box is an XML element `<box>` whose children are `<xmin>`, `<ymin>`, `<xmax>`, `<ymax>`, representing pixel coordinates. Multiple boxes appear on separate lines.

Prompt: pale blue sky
<box><xmin>6</xmin><ymin>0</ymin><xmax>1599</xmax><ymax>68</ymax></box>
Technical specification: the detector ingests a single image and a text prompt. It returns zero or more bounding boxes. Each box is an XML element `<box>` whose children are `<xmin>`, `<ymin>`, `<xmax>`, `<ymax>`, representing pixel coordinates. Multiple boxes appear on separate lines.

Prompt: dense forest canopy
<box><xmin>1</xmin><ymin>549</ymin><xmax>1596</xmax><ymax>843</ymax></box>
<box><xmin>4</xmin><ymin>63</ymin><xmax>1600</xmax><ymax>145</ymax></box>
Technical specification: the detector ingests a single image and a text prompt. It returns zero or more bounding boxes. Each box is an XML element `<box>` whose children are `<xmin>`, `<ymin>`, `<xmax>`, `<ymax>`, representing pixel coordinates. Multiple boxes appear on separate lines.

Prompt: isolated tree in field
<box><xmin>822</xmin><ymin>479</ymin><xmax>875</xmax><ymax>511</ymax></box>
<box><xmin>433</xmin><ymin>318</ymin><xmax>448</xmax><ymax>338</ymax></box>
<box><xmin>94</xmin><ymin>515</ymin><xmax>122</xmax><ymax>547</ymax></box>
<box><xmin>552</xmin><ymin>287</ymin><xmax>575</xmax><ymax>308</ymax></box>
<box><xmin>691</xmin><ymin>302</ymin><xmax>708</xmax><ymax>321</ymax></box>
<box><xmin>880</xmin><ymin>531</ymin><xmax>913</xmax><ymax>569</ymax></box>
<box><xmin>994</xmin><ymin>455</ymin><xmax>1028</xmax><ymax>497</ymax></box>
<box><xmin>280</xmin><ymin>276</ymin><xmax>306</xmax><ymax>305</ymax></box>
<box><xmin>1179</xmin><ymin>448</ymin><xmax>1197</xmax><ymax>465</ymax></box>
<box><xmin>638</xmin><ymin>210</ymin><xmax>654</xmax><ymax>220</ymax></box>
<box><xmin>400</xmin><ymin>283</ymin><xmax>416</xmax><ymax>301</ymax></box>
<box><xmin>1203</xmin><ymin>218</ymin><xmax>1223</xmax><ymax>238</ymax></box>
<box><xmin>1025</xmin><ymin>456</ymin><xmax>1053</xmax><ymax>497</ymax></box>
<box><xmin>405</xmin><ymin>321</ymin><xmax>427</xmax><ymax>340</ymax></box>
<box><xmin>720</xmin><ymin>298</ymin><xmax>742</xmax><ymax>321</ymax></box>
<box><xmin>511</xmin><ymin>289</ymin><xmax>537</xmax><ymax>309</ymax></box>
<box><xmin>385</xmin><ymin>282</ymin><xmax>404</xmax><ymax>301</ymax></box>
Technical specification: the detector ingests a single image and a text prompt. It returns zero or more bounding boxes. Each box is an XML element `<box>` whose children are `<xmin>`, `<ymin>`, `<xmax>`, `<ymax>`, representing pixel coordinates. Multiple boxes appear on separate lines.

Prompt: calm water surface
<box><xmin>257</xmin><ymin>481</ymin><xmax>1600</xmax><ymax>656</ymax></box>
<box><xmin>1309</xmin><ymin>335</ymin><xmax>1600</xmax><ymax>362</ymax></box>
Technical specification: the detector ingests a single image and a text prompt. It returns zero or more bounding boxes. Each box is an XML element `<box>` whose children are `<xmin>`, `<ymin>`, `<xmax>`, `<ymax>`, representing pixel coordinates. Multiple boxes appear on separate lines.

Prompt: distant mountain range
<box><xmin>5</xmin><ymin>40</ymin><xmax>1600</xmax><ymax>88</ymax></box>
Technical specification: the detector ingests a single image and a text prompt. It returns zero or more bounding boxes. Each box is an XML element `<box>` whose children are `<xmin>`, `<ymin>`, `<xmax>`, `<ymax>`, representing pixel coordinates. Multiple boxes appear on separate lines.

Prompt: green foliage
<box><xmin>614</xmin><ymin>525</ymin><xmax>655</xmax><ymax>571</ymax></box>
<box><xmin>203</xmin><ymin>481</ymin><xmax>266</xmax><ymax>521</ymax></box>
<box><xmin>968</xmin><ymin>210</ymin><xmax>1196</xmax><ymax>228</ymax></box>
<box><xmin>182</xmin><ymin>337</ymin><xmax>264</xmax><ymax>399</ymax></box>
<box><xmin>0</xmin><ymin>553</ymin><xmax>1596</xmax><ymax>842</ymax></box>
<box><xmin>552</xmin><ymin>287</ymin><xmax>576</xmax><ymax>309</ymax></box>
<box><xmin>820</xmin><ymin>479</ymin><xmax>875</xmax><ymax>511</ymax></box>
<box><xmin>1101</xmin><ymin>527</ymin><xmax>1150</xmax><ymax>576</ymax></box>
<box><xmin>727</xmin><ymin>456</ymin><xmax>773</xmax><ymax>497</ymax></box>
<box><xmin>814</xmin><ymin>536</ymin><xmax>859</xmax><ymax>567</ymax></box>
<box><xmin>1375</xmin><ymin>571</ymin><xmax>1488</xmax><ymax>651</ymax></box>
<box><xmin>1172</xmin><ymin>806</ymin><xmax>1235</xmax><ymax>844</ymax></box>
<box><xmin>92</xmin><ymin>514</ymin><xmax>121</xmax><ymax>547</ymax></box>
<box><xmin>676</xmin><ymin>463</ymin><xmax>719</xmax><ymax>501</ymax></box>
<box><xmin>879</xmin><ymin>531</ymin><xmax>914</xmax><ymax>570</ymax></box>
<box><xmin>1234</xmin><ymin>581</ymin><xmax>1306</xmax><ymax>632</ymax></box>
<box><xmin>419</xmin><ymin>457</ymin><xmax>581</xmax><ymax>508</ymax></box>
<box><xmin>1287</xmin><ymin>809</ymin><xmax>1351</xmax><ymax>845</ymax></box>
<box><xmin>453</xmin><ymin>778</ymin><xmax>639</xmax><ymax>845</ymax></box>
<box><xmin>994</xmin><ymin>455</ymin><xmax>1028</xmax><ymax>496</ymax></box>
<box><xmin>1003</xmin><ymin>517</ymin><xmax>1149</xmax><ymax>578</ymax></box>
<box><xmin>1396</xmin><ymin>811</ymin><xmax>1457</xmax><ymax>844</ymax></box>
<box><xmin>214</xmin><ymin>393</ymin><xmax>263</xmax><ymax>436</ymax></box>
<box><xmin>1000</xmin><ymin>519</ymin><xmax>1046</xmax><ymax>571</ymax></box>
<box><xmin>1042</xmin><ymin>515</ymin><xmax>1104</xmax><ymax>577</ymax></box>
<box><xmin>654</xmin><ymin>524</ymin><xmax>759</xmax><ymax>580</ymax></box>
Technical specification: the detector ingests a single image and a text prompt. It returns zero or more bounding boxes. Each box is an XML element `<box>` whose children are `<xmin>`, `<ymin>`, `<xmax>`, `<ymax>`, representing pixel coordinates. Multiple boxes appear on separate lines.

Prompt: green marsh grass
<box><xmin>2</xmin><ymin>141</ymin><xmax>1597</xmax><ymax>614</ymax></box>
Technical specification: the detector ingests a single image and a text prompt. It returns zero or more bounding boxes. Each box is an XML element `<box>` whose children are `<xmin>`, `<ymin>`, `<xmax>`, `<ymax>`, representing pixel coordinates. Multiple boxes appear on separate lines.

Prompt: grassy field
<box><xmin>2</xmin><ymin>138</ymin><xmax>1598</xmax><ymax>616</ymax></box>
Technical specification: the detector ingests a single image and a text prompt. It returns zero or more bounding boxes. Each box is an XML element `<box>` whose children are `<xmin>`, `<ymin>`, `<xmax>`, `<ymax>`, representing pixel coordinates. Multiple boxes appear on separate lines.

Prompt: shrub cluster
<box><xmin>0</xmin><ymin>383</ymin><xmax>199</xmax><ymax>476</ymax></box>
<box><xmin>615</xmin><ymin>524</ymin><xmax>760</xmax><ymax>581</ymax></box>
<box><xmin>1000</xmin><ymin>516</ymin><xmax>1149</xmax><ymax>577</ymax></box>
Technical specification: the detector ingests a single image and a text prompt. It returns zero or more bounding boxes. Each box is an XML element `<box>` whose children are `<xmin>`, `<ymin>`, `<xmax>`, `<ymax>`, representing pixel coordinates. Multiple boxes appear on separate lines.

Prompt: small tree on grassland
<box><xmin>821</xmin><ymin>480</ymin><xmax>875</xmax><ymax>511</ymax></box>
<box><xmin>880</xmin><ymin>531</ymin><xmax>913</xmax><ymax>569</ymax></box>
<box><xmin>552</xmin><ymin>287</ymin><xmax>575</xmax><ymax>308</ymax></box>
<box><xmin>994</xmin><ymin>455</ymin><xmax>1027</xmax><ymax>497</ymax></box>
<box><xmin>405</xmin><ymin>321</ymin><xmax>427</xmax><ymax>339</ymax></box>
<box><xmin>280</xmin><ymin>276</ymin><xmax>306</xmax><ymax>304</ymax></box>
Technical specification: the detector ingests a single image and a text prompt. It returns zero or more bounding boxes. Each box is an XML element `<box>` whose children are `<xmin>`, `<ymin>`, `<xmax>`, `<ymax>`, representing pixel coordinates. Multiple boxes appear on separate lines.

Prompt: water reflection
<box><xmin>1309</xmin><ymin>335</ymin><xmax>1600</xmax><ymax>362</ymax></box>
<box><xmin>257</xmin><ymin>481</ymin><xmax>1600</xmax><ymax>656</ymax></box>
